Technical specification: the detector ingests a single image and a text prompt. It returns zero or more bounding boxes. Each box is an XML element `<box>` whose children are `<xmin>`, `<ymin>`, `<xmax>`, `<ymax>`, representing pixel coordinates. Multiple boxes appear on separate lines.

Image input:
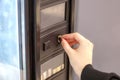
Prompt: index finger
<box><xmin>62</xmin><ymin>32</ymin><xmax>86</xmax><ymax>43</ymax></box>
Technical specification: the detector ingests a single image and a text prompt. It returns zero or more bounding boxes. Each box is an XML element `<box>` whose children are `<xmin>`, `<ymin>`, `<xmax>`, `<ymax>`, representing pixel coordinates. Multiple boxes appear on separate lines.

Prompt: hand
<box><xmin>61</xmin><ymin>32</ymin><xmax>94</xmax><ymax>79</ymax></box>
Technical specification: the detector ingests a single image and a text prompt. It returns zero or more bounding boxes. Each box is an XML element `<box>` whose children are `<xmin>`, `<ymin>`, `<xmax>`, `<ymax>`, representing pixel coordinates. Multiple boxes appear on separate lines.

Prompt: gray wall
<box><xmin>74</xmin><ymin>0</ymin><xmax>120</xmax><ymax>78</ymax></box>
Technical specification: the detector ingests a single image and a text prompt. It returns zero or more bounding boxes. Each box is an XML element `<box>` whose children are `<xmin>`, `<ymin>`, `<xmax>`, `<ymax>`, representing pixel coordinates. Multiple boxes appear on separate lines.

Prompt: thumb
<box><xmin>61</xmin><ymin>38</ymin><xmax>74</xmax><ymax>57</ymax></box>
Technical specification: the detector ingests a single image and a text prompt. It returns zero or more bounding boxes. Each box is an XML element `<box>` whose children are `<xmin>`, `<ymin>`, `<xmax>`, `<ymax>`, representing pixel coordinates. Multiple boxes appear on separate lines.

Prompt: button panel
<box><xmin>40</xmin><ymin>53</ymin><xmax>65</xmax><ymax>80</ymax></box>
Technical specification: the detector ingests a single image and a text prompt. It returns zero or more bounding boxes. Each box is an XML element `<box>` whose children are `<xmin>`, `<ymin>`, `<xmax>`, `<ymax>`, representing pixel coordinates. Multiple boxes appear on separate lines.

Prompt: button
<box><xmin>61</xmin><ymin>64</ymin><xmax>64</xmax><ymax>69</ymax></box>
<box><xmin>43</xmin><ymin>40</ymin><xmax>51</xmax><ymax>51</ymax></box>
<box><xmin>41</xmin><ymin>74</ymin><xmax>43</xmax><ymax>80</ymax></box>
<box><xmin>43</xmin><ymin>71</ymin><xmax>47</xmax><ymax>80</ymax></box>
<box><xmin>53</xmin><ymin>68</ymin><xmax>57</xmax><ymax>74</ymax></box>
<box><xmin>56</xmin><ymin>66</ymin><xmax>62</xmax><ymax>72</ymax></box>
<box><xmin>48</xmin><ymin>68</ymin><xmax>52</xmax><ymax>77</ymax></box>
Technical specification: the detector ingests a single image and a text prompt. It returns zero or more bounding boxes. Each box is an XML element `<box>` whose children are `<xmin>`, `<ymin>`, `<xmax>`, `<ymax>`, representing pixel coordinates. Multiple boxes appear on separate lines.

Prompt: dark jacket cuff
<box><xmin>81</xmin><ymin>64</ymin><xmax>120</xmax><ymax>80</ymax></box>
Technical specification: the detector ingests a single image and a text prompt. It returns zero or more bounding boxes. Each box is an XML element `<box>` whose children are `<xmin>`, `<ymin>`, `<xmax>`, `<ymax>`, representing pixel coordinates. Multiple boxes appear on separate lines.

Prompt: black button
<box><xmin>43</xmin><ymin>40</ymin><xmax>51</xmax><ymax>51</ymax></box>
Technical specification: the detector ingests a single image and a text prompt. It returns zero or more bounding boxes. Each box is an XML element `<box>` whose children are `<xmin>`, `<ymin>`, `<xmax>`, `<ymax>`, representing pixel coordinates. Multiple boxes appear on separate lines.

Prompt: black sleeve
<box><xmin>81</xmin><ymin>64</ymin><xmax>120</xmax><ymax>80</ymax></box>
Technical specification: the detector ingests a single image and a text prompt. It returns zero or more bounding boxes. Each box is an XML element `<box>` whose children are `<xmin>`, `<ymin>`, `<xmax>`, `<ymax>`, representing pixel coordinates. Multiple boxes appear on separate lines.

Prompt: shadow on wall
<box><xmin>75</xmin><ymin>0</ymin><xmax>120</xmax><ymax>76</ymax></box>
<box><xmin>73</xmin><ymin>0</ymin><xmax>120</xmax><ymax>80</ymax></box>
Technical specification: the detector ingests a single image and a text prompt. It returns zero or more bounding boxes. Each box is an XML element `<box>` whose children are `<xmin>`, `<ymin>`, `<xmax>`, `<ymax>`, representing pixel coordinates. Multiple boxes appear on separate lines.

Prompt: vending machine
<box><xmin>25</xmin><ymin>0</ymin><xmax>75</xmax><ymax>80</ymax></box>
<box><xmin>0</xmin><ymin>0</ymin><xmax>75</xmax><ymax>80</ymax></box>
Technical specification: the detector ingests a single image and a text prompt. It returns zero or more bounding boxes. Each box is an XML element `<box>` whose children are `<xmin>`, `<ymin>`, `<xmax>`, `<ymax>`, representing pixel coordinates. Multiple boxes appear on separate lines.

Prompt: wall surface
<box><xmin>74</xmin><ymin>0</ymin><xmax>120</xmax><ymax>79</ymax></box>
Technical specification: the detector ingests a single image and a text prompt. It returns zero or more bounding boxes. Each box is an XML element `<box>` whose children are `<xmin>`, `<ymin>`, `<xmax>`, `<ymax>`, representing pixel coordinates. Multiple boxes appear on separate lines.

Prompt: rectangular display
<box><xmin>41</xmin><ymin>3</ymin><xmax>65</xmax><ymax>30</ymax></box>
<box><xmin>41</xmin><ymin>53</ymin><xmax>65</xmax><ymax>80</ymax></box>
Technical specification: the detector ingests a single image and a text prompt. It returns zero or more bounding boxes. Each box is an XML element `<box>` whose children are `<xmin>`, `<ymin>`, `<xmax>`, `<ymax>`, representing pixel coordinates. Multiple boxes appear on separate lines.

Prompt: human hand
<box><xmin>61</xmin><ymin>32</ymin><xmax>94</xmax><ymax>79</ymax></box>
